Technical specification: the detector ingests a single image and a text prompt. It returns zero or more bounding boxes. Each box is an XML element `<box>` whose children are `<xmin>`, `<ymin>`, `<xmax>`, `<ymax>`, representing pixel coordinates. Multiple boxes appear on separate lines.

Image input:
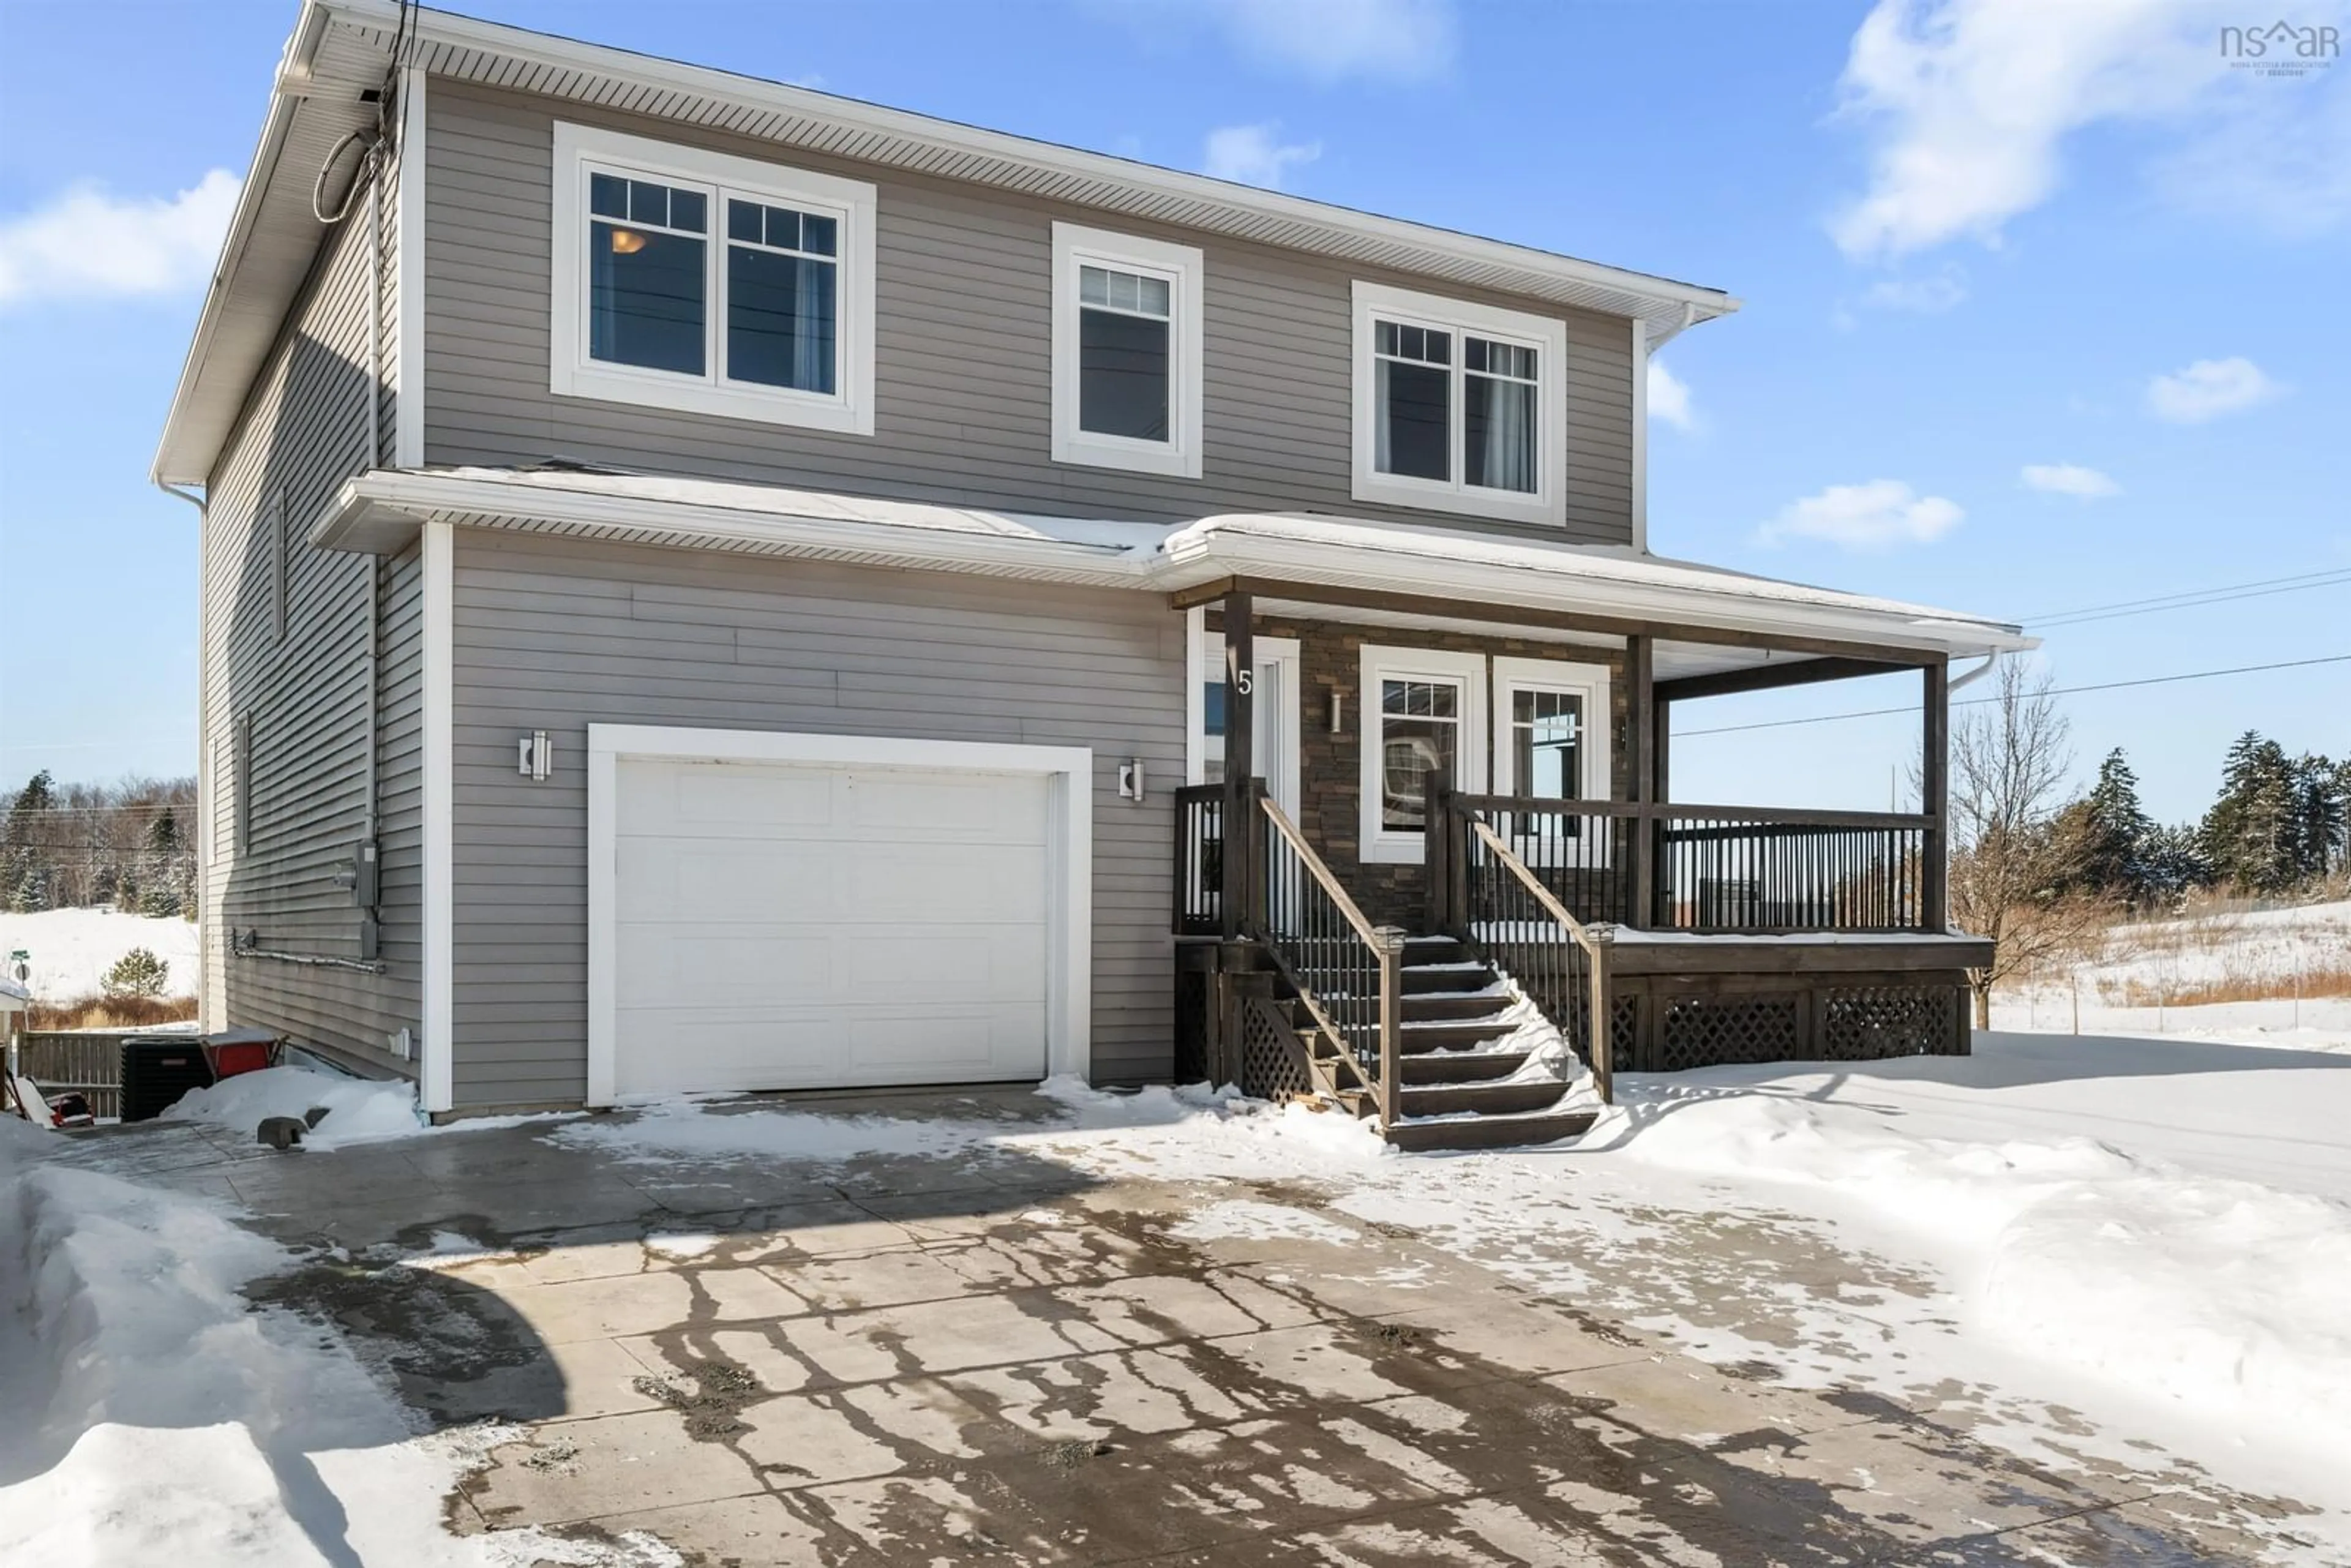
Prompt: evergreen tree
<box><xmin>2</xmin><ymin>769</ymin><xmax>58</xmax><ymax>912</ymax></box>
<box><xmin>2138</xmin><ymin>822</ymin><xmax>2212</xmax><ymax>904</ymax></box>
<box><xmin>100</xmin><ymin>947</ymin><xmax>169</xmax><ymax>1000</ymax></box>
<box><xmin>138</xmin><ymin>810</ymin><xmax>187</xmax><ymax>918</ymax></box>
<box><xmin>2078</xmin><ymin>748</ymin><xmax>2154</xmax><ymax>900</ymax></box>
<box><xmin>2289</xmin><ymin>753</ymin><xmax>2345</xmax><ymax>882</ymax></box>
<box><xmin>2202</xmin><ymin>732</ymin><xmax>2301</xmax><ymax>893</ymax></box>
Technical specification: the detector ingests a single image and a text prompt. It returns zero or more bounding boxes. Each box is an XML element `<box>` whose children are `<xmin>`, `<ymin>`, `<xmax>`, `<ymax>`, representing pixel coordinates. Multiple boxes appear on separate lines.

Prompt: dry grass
<box><xmin>2103</xmin><ymin>963</ymin><xmax>2351</xmax><ymax>1009</ymax></box>
<box><xmin>26</xmin><ymin>993</ymin><xmax>198</xmax><ymax>1031</ymax></box>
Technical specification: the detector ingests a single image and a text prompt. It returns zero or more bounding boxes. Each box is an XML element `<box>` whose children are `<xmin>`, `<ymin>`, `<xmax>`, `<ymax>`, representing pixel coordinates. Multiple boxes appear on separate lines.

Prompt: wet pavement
<box><xmin>73</xmin><ymin>1089</ymin><xmax>2313</xmax><ymax>1565</ymax></box>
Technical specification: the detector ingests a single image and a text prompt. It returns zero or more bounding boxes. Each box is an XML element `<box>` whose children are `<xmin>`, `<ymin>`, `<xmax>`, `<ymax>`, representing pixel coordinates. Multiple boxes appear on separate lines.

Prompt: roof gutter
<box><xmin>150</xmin><ymin>0</ymin><xmax>334</xmax><ymax>487</ymax></box>
<box><xmin>321</xmin><ymin>470</ymin><xmax>2033</xmax><ymax>662</ymax></box>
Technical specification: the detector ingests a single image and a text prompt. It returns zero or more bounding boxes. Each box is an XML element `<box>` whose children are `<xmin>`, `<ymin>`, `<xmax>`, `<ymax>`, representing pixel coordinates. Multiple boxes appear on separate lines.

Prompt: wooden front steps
<box><xmin>1288</xmin><ymin>934</ymin><xmax>1597</xmax><ymax>1152</ymax></box>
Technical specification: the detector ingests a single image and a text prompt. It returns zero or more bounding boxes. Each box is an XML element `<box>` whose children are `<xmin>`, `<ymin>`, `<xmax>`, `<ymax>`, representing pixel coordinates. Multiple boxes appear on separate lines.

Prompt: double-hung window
<box><xmin>551</xmin><ymin>123</ymin><xmax>876</xmax><ymax>434</ymax></box>
<box><xmin>1352</xmin><ymin>282</ymin><xmax>1566</xmax><ymax>526</ymax></box>
<box><xmin>1052</xmin><ymin>223</ymin><xmax>1204</xmax><ymax>478</ymax></box>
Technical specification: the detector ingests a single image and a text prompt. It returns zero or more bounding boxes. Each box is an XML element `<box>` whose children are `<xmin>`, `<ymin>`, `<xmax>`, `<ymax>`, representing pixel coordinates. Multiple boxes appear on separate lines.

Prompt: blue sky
<box><xmin>1</xmin><ymin>0</ymin><xmax>2344</xmax><ymax>823</ymax></box>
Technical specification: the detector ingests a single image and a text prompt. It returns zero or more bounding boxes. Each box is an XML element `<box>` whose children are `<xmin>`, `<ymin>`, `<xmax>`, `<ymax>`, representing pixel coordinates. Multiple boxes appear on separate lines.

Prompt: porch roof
<box><xmin>316</xmin><ymin>465</ymin><xmax>2033</xmax><ymax>668</ymax></box>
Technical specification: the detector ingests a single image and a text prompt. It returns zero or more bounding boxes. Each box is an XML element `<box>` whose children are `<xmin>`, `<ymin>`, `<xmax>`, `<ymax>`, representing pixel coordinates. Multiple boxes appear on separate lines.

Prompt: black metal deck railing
<box><xmin>1437</xmin><ymin>795</ymin><xmax>1934</xmax><ymax>934</ymax></box>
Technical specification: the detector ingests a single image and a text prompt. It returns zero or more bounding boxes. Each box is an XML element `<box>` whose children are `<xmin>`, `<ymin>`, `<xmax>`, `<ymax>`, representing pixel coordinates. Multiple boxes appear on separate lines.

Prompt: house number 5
<box><xmin>1234</xmin><ymin>669</ymin><xmax>1253</xmax><ymax>695</ymax></box>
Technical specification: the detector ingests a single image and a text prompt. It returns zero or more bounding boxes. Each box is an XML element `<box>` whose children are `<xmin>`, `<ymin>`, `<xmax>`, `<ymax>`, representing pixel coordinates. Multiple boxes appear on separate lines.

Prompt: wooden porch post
<box><xmin>1626</xmin><ymin>635</ymin><xmax>1655</xmax><ymax>928</ymax></box>
<box><xmin>1221</xmin><ymin>591</ymin><xmax>1254</xmax><ymax>940</ymax></box>
<box><xmin>1922</xmin><ymin>657</ymin><xmax>1949</xmax><ymax>933</ymax></box>
<box><xmin>1651</xmin><ymin>693</ymin><xmax>1671</xmax><ymax>805</ymax></box>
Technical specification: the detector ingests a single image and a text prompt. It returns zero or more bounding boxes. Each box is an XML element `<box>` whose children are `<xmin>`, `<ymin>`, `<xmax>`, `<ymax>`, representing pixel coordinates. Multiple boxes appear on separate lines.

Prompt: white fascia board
<box><xmin>316</xmin><ymin>470</ymin><xmax>1156</xmax><ymax>584</ymax></box>
<box><xmin>151</xmin><ymin>1</ymin><xmax>332</xmax><ymax>485</ymax></box>
<box><xmin>1157</xmin><ymin>527</ymin><xmax>2036</xmax><ymax>658</ymax></box>
<box><xmin>317</xmin><ymin>469</ymin><xmax>2031</xmax><ymax>660</ymax></box>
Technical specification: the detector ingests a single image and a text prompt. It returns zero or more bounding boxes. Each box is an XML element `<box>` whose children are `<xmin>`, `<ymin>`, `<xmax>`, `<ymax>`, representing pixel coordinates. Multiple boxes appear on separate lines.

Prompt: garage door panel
<box><xmin>834</xmin><ymin>843</ymin><xmax>1048</xmax><ymax>924</ymax></box>
<box><xmin>613</xmin><ymin>1003</ymin><xmax>1047</xmax><ymax>1095</ymax></box>
<box><xmin>616</xmin><ymin>930</ymin><xmax>836</xmax><ymax>1007</ymax></box>
<box><xmin>839</xmin><ymin>928</ymin><xmax>1046</xmax><ymax>1002</ymax></box>
<box><xmin>837</xmin><ymin>771</ymin><xmax>1047</xmax><ymax>840</ymax></box>
<box><xmin>618</xmin><ymin>760</ymin><xmax>836</xmax><ymax>835</ymax></box>
<box><xmin>619</xmin><ymin>841</ymin><xmax>842</xmax><ymax>921</ymax></box>
<box><xmin>610</xmin><ymin>752</ymin><xmax>1056</xmax><ymax>1097</ymax></box>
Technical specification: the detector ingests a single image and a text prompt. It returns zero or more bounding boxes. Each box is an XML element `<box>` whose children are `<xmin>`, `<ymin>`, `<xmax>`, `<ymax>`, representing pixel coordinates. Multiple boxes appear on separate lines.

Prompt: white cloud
<box><xmin>1149</xmin><ymin>0</ymin><xmax>1458</xmax><ymax>83</ymax></box>
<box><xmin>1861</xmin><ymin>269</ymin><xmax>1969</xmax><ymax>313</ymax></box>
<box><xmin>1647</xmin><ymin>358</ymin><xmax>1696</xmax><ymax>430</ymax></box>
<box><xmin>2145</xmin><ymin>356</ymin><xmax>2283</xmax><ymax>422</ymax></box>
<box><xmin>2021</xmin><ymin>462</ymin><xmax>2121</xmax><ymax>498</ymax></box>
<box><xmin>1761</xmin><ymin>480</ymin><xmax>1964</xmax><ymax>549</ymax></box>
<box><xmin>1202</xmin><ymin>124</ymin><xmax>1323</xmax><ymax>189</ymax></box>
<box><xmin>1826</xmin><ymin>0</ymin><xmax>2327</xmax><ymax>259</ymax></box>
<box><xmin>0</xmin><ymin>170</ymin><xmax>240</xmax><ymax>306</ymax></box>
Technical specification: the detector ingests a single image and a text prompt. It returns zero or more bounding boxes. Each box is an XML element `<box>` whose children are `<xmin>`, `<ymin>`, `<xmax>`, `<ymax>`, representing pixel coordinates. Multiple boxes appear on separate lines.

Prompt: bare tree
<box><xmin>1946</xmin><ymin>661</ymin><xmax>2109</xmax><ymax>1027</ymax></box>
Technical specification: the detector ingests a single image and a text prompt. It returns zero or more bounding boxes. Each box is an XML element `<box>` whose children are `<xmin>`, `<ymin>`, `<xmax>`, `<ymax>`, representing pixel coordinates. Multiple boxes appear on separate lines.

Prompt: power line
<box><xmin>1676</xmin><ymin>652</ymin><xmax>2351</xmax><ymax>738</ymax></box>
<box><xmin>2018</xmin><ymin>568</ymin><xmax>2351</xmax><ymax>628</ymax></box>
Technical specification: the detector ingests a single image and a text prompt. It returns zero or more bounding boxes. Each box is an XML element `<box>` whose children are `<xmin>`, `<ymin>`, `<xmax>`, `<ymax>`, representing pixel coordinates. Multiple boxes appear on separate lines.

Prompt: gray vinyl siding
<box><xmin>198</xmin><ymin>155</ymin><xmax>420</xmax><ymax>1067</ymax></box>
<box><xmin>419</xmin><ymin>78</ymin><xmax>1637</xmax><ymax>546</ymax></box>
<box><xmin>448</xmin><ymin>530</ymin><xmax>1183</xmax><ymax>1109</ymax></box>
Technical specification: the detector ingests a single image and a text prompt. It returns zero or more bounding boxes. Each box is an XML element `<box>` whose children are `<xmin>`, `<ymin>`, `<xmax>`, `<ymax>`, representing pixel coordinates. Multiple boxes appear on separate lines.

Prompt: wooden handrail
<box><xmin>1258</xmin><ymin>793</ymin><xmax>1403</xmax><ymax>1123</ymax></box>
<box><xmin>1468</xmin><ymin>819</ymin><xmax>1599</xmax><ymax>950</ymax></box>
<box><xmin>1465</xmin><ymin>817</ymin><xmax>1614</xmax><ymax>1104</ymax></box>
<box><xmin>1258</xmin><ymin>795</ymin><xmax>1385</xmax><ymax>950</ymax></box>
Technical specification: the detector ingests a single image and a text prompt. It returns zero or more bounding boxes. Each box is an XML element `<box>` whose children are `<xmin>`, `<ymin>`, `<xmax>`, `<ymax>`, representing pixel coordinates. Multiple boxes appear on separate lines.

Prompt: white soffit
<box><xmin>155</xmin><ymin>0</ymin><xmax>1737</xmax><ymax>484</ymax></box>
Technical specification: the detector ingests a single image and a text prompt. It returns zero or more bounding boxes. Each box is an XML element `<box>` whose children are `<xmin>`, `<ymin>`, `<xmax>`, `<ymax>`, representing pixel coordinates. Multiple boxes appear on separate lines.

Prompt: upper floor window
<box><xmin>550</xmin><ymin>123</ymin><xmax>876</xmax><ymax>435</ymax></box>
<box><xmin>1351</xmin><ymin>282</ymin><xmax>1566</xmax><ymax>527</ymax></box>
<box><xmin>1051</xmin><ymin>223</ymin><xmax>1204</xmax><ymax>479</ymax></box>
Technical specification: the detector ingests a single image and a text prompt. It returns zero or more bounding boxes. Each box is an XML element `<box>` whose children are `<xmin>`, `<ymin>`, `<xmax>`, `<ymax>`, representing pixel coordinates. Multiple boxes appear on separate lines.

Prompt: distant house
<box><xmin>154</xmin><ymin>1</ymin><xmax>2023</xmax><ymax>1145</ymax></box>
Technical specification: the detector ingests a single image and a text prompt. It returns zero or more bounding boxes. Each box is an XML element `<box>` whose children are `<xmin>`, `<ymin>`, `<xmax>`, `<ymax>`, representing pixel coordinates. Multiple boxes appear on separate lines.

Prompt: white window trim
<box><xmin>1350</xmin><ymin>280</ymin><xmax>1567</xmax><ymax>527</ymax></box>
<box><xmin>549</xmin><ymin>122</ymin><xmax>877</xmax><ymax>435</ymax></box>
<box><xmin>584</xmin><ymin>724</ymin><xmax>1093</xmax><ymax>1107</ymax></box>
<box><xmin>1357</xmin><ymin>644</ymin><xmax>1487</xmax><ymax>865</ymax></box>
<box><xmin>1491</xmin><ymin>655</ymin><xmax>1613</xmax><ymax>868</ymax></box>
<box><xmin>1051</xmin><ymin>222</ymin><xmax>1204</xmax><ymax>478</ymax></box>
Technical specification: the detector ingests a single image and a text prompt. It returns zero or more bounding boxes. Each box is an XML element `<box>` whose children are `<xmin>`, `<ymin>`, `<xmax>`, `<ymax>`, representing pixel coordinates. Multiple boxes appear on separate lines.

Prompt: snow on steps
<box><xmin>1304</xmin><ymin>936</ymin><xmax>1597</xmax><ymax>1152</ymax></box>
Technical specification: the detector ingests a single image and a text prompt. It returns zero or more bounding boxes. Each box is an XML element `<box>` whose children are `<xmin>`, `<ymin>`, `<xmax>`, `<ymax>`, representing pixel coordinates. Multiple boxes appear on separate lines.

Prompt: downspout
<box><xmin>155</xmin><ymin>479</ymin><xmax>208</xmax><ymax>1027</ymax></box>
<box><xmin>1948</xmin><ymin>649</ymin><xmax>2001</xmax><ymax>692</ymax></box>
<box><xmin>362</xmin><ymin>131</ymin><xmax>383</xmax><ymax>853</ymax></box>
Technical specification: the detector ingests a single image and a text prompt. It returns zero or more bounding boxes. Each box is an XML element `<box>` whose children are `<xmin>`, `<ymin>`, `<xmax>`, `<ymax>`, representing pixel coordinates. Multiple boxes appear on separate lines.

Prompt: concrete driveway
<box><xmin>114</xmin><ymin>1086</ymin><xmax>2294</xmax><ymax>1566</ymax></box>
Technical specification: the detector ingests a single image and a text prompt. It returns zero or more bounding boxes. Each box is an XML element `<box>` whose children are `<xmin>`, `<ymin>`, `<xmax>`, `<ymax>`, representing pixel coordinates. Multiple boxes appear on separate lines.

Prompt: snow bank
<box><xmin>1611</xmin><ymin>1056</ymin><xmax>2351</xmax><ymax>1495</ymax></box>
<box><xmin>0</xmin><ymin>907</ymin><xmax>200</xmax><ymax>1000</ymax></box>
<box><xmin>0</xmin><ymin>1099</ymin><xmax>684</xmax><ymax>1565</ymax></box>
<box><xmin>161</xmin><ymin>1063</ymin><xmax>426</xmax><ymax>1149</ymax></box>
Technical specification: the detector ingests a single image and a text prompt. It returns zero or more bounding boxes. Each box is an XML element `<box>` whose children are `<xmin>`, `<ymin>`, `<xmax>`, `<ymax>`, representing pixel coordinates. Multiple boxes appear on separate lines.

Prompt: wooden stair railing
<box><xmin>1434</xmin><ymin>801</ymin><xmax>1616</xmax><ymax>1105</ymax></box>
<box><xmin>1251</xmin><ymin>792</ymin><xmax>1403</xmax><ymax>1124</ymax></box>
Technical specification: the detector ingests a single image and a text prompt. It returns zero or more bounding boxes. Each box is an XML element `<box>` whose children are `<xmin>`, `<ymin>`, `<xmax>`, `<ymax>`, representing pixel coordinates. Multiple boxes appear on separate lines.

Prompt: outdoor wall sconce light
<box><xmin>518</xmin><ymin>730</ymin><xmax>552</xmax><ymax>781</ymax></box>
<box><xmin>1330</xmin><ymin>687</ymin><xmax>1346</xmax><ymax>735</ymax></box>
<box><xmin>1117</xmin><ymin>758</ymin><xmax>1147</xmax><ymax>801</ymax></box>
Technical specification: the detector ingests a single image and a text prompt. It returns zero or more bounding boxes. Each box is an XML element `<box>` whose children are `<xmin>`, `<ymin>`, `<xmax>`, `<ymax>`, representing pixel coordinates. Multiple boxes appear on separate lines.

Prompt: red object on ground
<box><xmin>203</xmin><ymin>1027</ymin><xmax>280</xmax><ymax>1079</ymax></box>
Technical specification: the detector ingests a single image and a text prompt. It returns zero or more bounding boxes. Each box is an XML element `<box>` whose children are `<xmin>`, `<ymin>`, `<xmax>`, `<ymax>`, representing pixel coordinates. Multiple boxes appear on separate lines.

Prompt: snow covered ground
<box><xmin>0</xmin><ymin>906</ymin><xmax>200</xmax><ymax>1000</ymax></box>
<box><xmin>558</xmin><ymin>1045</ymin><xmax>2351</xmax><ymax>1560</ymax></box>
<box><xmin>8</xmin><ymin>1037</ymin><xmax>2349</xmax><ymax>1560</ymax></box>
<box><xmin>1996</xmin><ymin>898</ymin><xmax>2351</xmax><ymax>1051</ymax></box>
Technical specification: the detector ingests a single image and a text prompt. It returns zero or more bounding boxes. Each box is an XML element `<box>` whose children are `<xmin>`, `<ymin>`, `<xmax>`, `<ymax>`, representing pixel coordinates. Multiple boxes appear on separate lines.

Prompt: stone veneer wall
<box><xmin>1212</xmin><ymin>614</ymin><xmax>1631</xmax><ymax>929</ymax></box>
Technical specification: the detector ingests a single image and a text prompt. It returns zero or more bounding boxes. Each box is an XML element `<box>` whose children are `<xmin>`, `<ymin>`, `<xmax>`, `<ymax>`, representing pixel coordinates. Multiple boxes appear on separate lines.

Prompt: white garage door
<box><xmin>612</xmin><ymin>756</ymin><xmax>1052</xmax><ymax>1097</ymax></box>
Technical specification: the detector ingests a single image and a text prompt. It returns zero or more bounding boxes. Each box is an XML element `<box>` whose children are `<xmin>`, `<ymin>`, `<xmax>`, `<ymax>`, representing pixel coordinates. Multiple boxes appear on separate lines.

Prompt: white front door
<box><xmin>609</xmin><ymin>756</ymin><xmax>1052</xmax><ymax>1097</ymax></box>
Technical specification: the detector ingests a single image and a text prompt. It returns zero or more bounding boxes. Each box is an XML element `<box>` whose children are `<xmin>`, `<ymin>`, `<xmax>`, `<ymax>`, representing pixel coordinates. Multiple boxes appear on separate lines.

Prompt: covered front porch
<box><xmin>1165</xmin><ymin>557</ymin><xmax>2012</xmax><ymax>1135</ymax></box>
